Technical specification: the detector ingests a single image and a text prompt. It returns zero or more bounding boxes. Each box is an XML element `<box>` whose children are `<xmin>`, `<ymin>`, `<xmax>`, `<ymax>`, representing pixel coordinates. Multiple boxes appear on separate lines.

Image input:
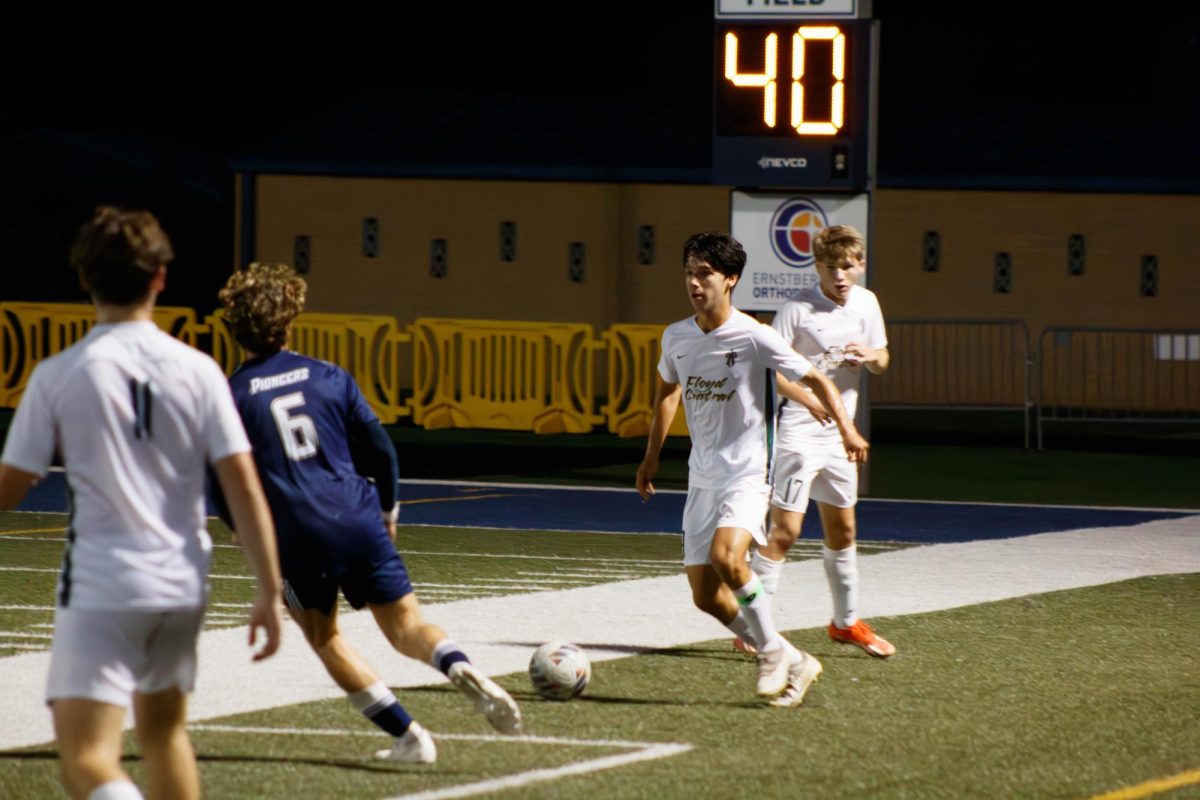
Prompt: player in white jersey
<box><xmin>637</xmin><ymin>231</ymin><xmax>868</xmax><ymax>706</ymax></box>
<box><xmin>0</xmin><ymin>208</ymin><xmax>283</xmax><ymax>800</ymax></box>
<box><xmin>748</xmin><ymin>225</ymin><xmax>897</xmax><ymax>670</ymax></box>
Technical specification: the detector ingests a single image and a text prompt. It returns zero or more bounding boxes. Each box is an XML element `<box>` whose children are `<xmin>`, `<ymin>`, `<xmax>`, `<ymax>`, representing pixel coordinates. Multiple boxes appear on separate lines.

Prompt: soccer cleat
<box><xmin>449</xmin><ymin>662</ymin><xmax>523</xmax><ymax>734</ymax></box>
<box><xmin>732</xmin><ymin>637</ymin><xmax>757</xmax><ymax>656</ymax></box>
<box><xmin>375</xmin><ymin>721</ymin><xmax>437</xmax><ymax>763</ymax></box>
<box><xmin>755</xmin><ymin>639</ymin><xmax>798</xmax><ymax>698</ymax></box>
<box><xmin>769</xmin><ymin>650</ymin><xmax>823</xmax><ymax>708</ymax></box>
<box><xmin>828</xmin><ymin>620</ymin><xmax>896</xmax><ymax>658</ymax></box>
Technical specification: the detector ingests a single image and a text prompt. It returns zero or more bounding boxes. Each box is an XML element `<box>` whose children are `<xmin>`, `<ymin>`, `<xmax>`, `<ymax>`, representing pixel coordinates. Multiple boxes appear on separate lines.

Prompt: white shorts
<box><xmin>46</xmin><ymin>607</ymin><xmax>206</xmax><ymax>708</ymax></box>
<box><xmin>771</xmin><ymin>443</ymin><xmax>858</xmax><ymax>511</ymax></box>
<box><xmin>681</xmin><ymin>485</ymin><xmax>771</xmax><ymax>567</ymax></box>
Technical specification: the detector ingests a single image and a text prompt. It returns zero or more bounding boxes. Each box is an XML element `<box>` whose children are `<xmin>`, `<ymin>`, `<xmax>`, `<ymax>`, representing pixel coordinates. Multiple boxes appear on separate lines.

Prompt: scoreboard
<box><xmin>713</xmin><ymin>2</ymin><xmax>876</xmax><ymax>190</ymax></box>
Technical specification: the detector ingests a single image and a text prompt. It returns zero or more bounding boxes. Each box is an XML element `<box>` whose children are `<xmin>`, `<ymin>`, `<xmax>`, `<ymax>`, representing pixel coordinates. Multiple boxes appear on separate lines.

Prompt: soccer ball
<box><xmin>528</xmin><ymin>641</ymin><xmax>591</xmax><ymax>701</ymax></box>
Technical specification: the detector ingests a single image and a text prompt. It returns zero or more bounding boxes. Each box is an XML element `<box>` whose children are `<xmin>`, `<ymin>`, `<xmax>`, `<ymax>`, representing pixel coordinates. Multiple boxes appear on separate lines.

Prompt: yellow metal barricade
<box><xmin>208</xmin><ymin>310</ymin><xmax>411</xmax><ymax>423</ymax></box>
<box><xmin>601</xmin><ymin>324</ymin><xmax>689</xmax><ymax>438</ymax></box>
<box><xmin>408</xmin><ymin>318</ymin><xmax>603</xmax><ymax>433</ymax></box>
<box><xmin>1</xmin><ymin>303</ymin><xmax>199</xmax><ymax>408</ymax></box>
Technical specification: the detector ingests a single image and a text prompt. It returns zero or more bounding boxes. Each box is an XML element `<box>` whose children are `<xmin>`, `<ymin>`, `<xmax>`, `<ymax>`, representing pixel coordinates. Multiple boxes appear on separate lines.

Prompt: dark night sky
<box><xmin>2</xmin><ymin>3</ymin><xmax>1197</xmax><ymax>307</ymax></box>
<box><xmin>7</xmin><ymin>5</ymin><xmax>1197</xmax><ymax>152</ymax></box>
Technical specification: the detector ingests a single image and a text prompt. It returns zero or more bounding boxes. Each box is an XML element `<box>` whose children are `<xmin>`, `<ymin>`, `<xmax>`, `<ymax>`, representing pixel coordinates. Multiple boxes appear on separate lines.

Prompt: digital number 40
<box><xmin>724</xmin><ymin>26</ymin><xmax>846</xmax><ymax>136</ymax></box>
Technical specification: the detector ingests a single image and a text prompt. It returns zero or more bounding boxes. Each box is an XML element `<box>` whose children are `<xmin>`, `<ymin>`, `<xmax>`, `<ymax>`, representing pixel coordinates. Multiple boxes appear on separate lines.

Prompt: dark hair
<box><xmin>682</xmin><ymin>231</ymin><xmax>747</xmax><ymax>279</ymax></box>
<box><xmin>218</xmin><ymin>262</ymin><xmax>307</xmax><ymax>354</ymax></box>
<box><xmin>69</xmin><ymin>207</ymin><xmax>174</xmax><ymax>305</ymax></box>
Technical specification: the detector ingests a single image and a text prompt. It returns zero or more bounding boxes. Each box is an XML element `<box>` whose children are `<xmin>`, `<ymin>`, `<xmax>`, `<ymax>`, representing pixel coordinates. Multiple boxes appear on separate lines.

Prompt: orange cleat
<box><xmin>828</xmin><ymin>620</ymin><xmax>896</xmax><ymax>658</ymax></box>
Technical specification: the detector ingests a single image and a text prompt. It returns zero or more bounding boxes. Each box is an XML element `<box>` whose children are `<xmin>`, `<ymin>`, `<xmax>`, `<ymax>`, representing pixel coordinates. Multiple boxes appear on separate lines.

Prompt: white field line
<box><xmin>387</xmin><ymin>743</ymin><xmax>695</xmax><ymax>800</ymax></box>
<box><xmin>190</xmin><ymin>723</ymin><xmax>695</xmax><ymax>800</ymax></box>
<box><xmin>2</xmin><ymin>515</ymin><xmax>1197</xmax><ymax>754</ymax></box>
<box><xmin>0</xmin><ymin>605</ymin><xmax>55</xmax><ymax>611</ymax></box>
<box><xmin>517</xmin><ymin>572</ymin><xmax>646</xmax><ymax>580</ymax></box>
<box><xmin>0</xmin><ymin>644</ymin><xmax>46</xmax><ymax>651</ymax></box>
<box><xmin>0</xmin><ymin>632</ymin><xmax>52</xmax><ymax>639</ymax></box>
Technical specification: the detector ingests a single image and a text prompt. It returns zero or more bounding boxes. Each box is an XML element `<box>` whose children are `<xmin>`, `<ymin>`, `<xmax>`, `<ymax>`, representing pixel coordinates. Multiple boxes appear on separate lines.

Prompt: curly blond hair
<box><xmin>218</xmin><ymin>262</ymin><xmax>307</xmax><ymax>354</ymax></box>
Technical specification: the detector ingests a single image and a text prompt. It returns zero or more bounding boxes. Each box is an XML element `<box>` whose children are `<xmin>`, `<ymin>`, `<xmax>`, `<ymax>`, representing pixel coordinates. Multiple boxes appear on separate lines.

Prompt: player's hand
<box><xmin>802</xmin><ymin>397</ymin><xmax>833</xmax><ymax>425</ymax></box>
<box><xmin>843</xmin><ymin>428</ymin><xmax>870</xmax><ymax>463</ymax></box>
<box><xmin>636</xmin><ymin>459</ymin><xmax>658</xmax><ymax>501</ymax></box>
<box><xmin>248</xmin><ymin>593</ymin><xmax>282</xmax><ymax>662</ymax></box>
<box><xmin>385</xmin><ymin>517</ymin><xmax>397</xmax><ymax>543</ymax></box>
<box><xmin>843</xmin><ymin>343</ymin><xmax>876</xmax><ymax>365</ymax></box>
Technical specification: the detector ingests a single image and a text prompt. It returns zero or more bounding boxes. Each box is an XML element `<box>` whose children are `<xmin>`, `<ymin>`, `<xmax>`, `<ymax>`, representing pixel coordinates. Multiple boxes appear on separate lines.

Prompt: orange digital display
<box><xmin>715</xmin><ymin>22</ymin><xmax>854</xmax><ymax>138</ymax></box>
<box><xmin>712</xmin><ymin>18</ymin><xmax>872</xmax><ymax>188</ymax></box>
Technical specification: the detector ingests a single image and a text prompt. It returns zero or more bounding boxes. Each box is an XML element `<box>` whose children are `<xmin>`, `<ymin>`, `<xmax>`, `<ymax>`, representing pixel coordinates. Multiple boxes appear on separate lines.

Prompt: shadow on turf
<box><xmin>0</xmin><ymin>750</ymin><xmax>468</xmax><ymax>776</ymax></box>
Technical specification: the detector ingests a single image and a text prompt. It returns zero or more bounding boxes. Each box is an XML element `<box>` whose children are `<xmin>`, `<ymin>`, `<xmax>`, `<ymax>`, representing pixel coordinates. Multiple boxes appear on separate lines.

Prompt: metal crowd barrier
<box><xmin>1037</xmin><ymin>327</ymin><xmax>1200</xmax><ymax>449</ymax></box>
<box><xmin>871</xmin><ymin>319</ymin><xmax>1034</xmax><ymax>447</ymax></box>
<box><xmin>408</xmin><ymin>317</ymin><xmax>603</xmax><ymax>433</ymax></box>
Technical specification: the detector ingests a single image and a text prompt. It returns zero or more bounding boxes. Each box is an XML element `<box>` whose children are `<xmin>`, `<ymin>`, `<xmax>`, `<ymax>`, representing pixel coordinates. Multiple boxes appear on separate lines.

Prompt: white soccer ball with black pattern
<box><xmin>528</xmin><ymin>641</ymin><xmax>591</xmax><ymax>701</ymax></box>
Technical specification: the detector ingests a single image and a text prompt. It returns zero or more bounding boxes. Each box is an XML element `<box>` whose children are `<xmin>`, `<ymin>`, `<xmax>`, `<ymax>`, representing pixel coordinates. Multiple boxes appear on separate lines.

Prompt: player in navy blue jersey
<box><xmin>217</xmin><ymin>262</ymin><xmax>521</xmax><ymax>764</ymax></box>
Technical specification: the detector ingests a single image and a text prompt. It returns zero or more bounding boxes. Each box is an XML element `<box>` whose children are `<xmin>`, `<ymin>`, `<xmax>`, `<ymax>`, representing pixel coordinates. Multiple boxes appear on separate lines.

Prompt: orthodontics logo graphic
<box><xmin>769</xmin><ymin>197</ymin><xmax>830</xmax><ymax>268</ymax></box>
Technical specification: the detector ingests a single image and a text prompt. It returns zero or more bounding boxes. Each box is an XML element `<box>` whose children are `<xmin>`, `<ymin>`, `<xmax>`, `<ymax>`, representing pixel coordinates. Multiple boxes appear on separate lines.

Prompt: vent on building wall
<box><xmin>1140</xmin><ymin>255</ymin><xmax>1158</xmax><ymax>297</ymax></box>
<box><xmin>500</xmin><ymin>222</ymin><xmax>517</xmax><ymax>262</ymax></box>
<box><xmin>1067</xmin><ymin>233</ymin><xmax>1085</xmax><ymax>275</ymax></box>
<box><xmin>993</xmin><ymin>252</ymin><xmax>1012</xmax><ymax>293</ymax></box>
<box><xmin>294</xmin><ymin>236</ymin><xmax>311</xmax><ymax>275</ymax></box>
<box><xmin>362</xmin><ymin>218</ymin><xmax>379</xmax><ymax>258</ymax></box>
<box><xmin>637</xmin><ymin>225</ymin><xmax>655</xmax><ymax>265</ymax></box>
<box><xmin>568</xmin><ymin>242</ymin><xmax>586</xmax><ymax>283</ymax></box>
<box><xmin>922</xmin><ymin>231</ymin><xmax>940</xmax><ymax>272</ymax></box>
<box><xmin>430</xmin><ymin>239</ymin><xmax>448</xmax><ymax>279</ymax></box>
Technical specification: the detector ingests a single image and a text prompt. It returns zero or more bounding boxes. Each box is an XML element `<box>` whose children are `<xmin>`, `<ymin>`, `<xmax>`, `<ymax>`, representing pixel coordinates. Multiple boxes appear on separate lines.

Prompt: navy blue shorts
<box><xmin>280</xmin><ymin>527</ymin><xmax>413</xmax><ymax>614</ymax></box>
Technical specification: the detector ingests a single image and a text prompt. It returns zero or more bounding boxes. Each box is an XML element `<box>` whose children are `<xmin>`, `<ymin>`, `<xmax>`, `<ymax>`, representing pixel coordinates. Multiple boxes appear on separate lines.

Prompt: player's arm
<box><xmin>0</xmin><ymin>464</ymin><xmax>39</xmax><ymax>510</ymax></box>
<box><xmin>775</xmin><ymin>372</ymin><xmax>833</xmax><ymax>425</ymax></box>
<box><xmin>844</xmin><ymin>343</ymin><xmax>890</xmax><ymax>374</ymax></box>
<box><xmin>212</xmin><ymin>452</ymin><xmax>284</xmax><ymax>661</ymax></box>
<box><xmin>350</xmin><ymin>419</ymin><xmax>400</xmax><ymax>541</ymax></box>
<box><xmin>636</xmin><ymin>376</ymin><xmax>682</xmax><ymax>501</ymax></box>
<box><xmin>794</xmin><ymin>368</ymin><xmax>869</xmax><ymax>462</ymax></box>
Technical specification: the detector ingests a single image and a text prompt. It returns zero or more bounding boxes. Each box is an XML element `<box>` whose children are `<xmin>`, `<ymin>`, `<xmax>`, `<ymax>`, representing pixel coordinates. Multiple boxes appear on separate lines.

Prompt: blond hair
<box><xmin>218</xmin><ymin>262</ymin><xmax>307</xmax><ymax>354</ymax></box>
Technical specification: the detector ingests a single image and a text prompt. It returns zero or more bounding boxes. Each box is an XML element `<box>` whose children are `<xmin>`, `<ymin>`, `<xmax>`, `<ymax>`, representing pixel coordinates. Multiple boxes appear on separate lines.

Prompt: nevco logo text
<box><xmin>757</xmin><ymin>157</ymin><xmax>809</xmax><ymax>169</ymax></box>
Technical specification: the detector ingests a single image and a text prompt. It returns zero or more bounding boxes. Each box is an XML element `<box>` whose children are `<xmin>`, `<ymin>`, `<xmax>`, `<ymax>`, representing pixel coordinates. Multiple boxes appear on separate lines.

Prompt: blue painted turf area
<box><xmin>15</xmin><ymin>474</ymin><xmax>1192</xmax><ymax>543</ymax></box>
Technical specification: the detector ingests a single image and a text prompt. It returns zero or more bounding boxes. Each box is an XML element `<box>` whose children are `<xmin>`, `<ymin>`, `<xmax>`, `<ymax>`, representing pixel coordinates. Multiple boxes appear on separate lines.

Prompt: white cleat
<box><xmin>449</xmin><ymin>662</ymin><xmax>523</xmax><ymax>734</ymax></box>
<box><xmin>375</xmin><ymin>721</ymin><xmax>437</xmax><ymax>763</ymax></box>
<box><xmin>755</xmin><ymin>639</ymin><xmax>797</xmax><ymax>698</ymax></box>
<box><xmin>769</xmin><ymin>650</ymin><xmax>823</xmax><ymax>708</ymax></box>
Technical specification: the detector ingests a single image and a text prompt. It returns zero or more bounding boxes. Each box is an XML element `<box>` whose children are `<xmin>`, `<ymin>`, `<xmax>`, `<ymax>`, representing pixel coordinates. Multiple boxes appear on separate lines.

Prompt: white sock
<box><xmin>823</xmin><ymin>544</ymin><xmax>859</xmax><ymax>628</ymax></box>
<box><xmin>750</xmin><ymin>550</ymin><xmax>784</xmax><ymax>596</ymax></box>
<box><xmin>348</xmin><ymin>680</ymin><xmax>396</xmax><ymax>717</ymax></box>
<box><xmin>726</xmin><ymin>609</ymin><xmax>756</xmax><ymax>643</ymax></box>
<box><xmin>88</xmin><ymin>781</ymin><xmax>143</xmax><ymax>800</ymax></box>
<box><xmin>733</xmin><ymin>577</ymin><xmax>782</xmax><ymax>651</ymax></box>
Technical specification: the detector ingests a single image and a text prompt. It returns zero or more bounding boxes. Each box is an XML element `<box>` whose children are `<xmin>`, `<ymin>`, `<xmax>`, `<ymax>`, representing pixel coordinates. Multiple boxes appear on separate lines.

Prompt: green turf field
<box><xmin>1</xmin><ymin>515</ymin><xmax>1197</xmax><ymax>799</ymax></box>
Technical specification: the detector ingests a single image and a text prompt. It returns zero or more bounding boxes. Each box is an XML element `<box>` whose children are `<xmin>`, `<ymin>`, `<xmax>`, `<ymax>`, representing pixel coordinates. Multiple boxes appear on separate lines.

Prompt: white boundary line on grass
<box><xmin>190</xmin><ymin>723</ymin><xmax>695</xmax><ymax>800</ymax></box>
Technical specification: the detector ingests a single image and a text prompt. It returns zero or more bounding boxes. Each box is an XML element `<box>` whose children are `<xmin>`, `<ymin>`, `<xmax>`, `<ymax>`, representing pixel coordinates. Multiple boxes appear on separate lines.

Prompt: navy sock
<box><xmin>431</xmin><ymin>639</ymin><xmax>470</xmax><ymax>675</ymax></box>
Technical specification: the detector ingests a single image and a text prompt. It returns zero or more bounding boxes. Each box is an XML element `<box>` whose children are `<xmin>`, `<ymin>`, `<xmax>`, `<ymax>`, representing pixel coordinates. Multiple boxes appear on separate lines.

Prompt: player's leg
<box><xmin>751</xmin><ymin>448</ymin><xmax>818</xmax><ymax>601</ymax></box>
<box><xmin>363</xmin><ymin>550</ymin><xmax>522</xmax><ymax>736</ymax></box>
<box><xmin>287</xmin><ymin>581</ymin><xmax>436</xmax><ymax>762</ymax></box>
<box><xmin>51</xmin><ymin>700</ymin><xmax>136</xmax><ymax>800</ymax></box>
<box><xmin>752</xmin><ymin>506</ymin><xmax>805</xmax><ymax>597</ymax></box>
<box><xmin>818</xmin><ymin>501</ymin><xmax>896</xmax><ymax>658</ymax></box>
<box><xmin>131</xmin><ymin>688</ymin><xmax>197</xmax><ymax>800</ymax></box>
<box><xmin>712</xmin><ymin>513</ymin><xmax>810</xmax><ymax>699</ymax></box>
<box><xmin>46</xmin><ymin>608</ymin><xmax>150</xmax><ymax>799</ymax></box>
